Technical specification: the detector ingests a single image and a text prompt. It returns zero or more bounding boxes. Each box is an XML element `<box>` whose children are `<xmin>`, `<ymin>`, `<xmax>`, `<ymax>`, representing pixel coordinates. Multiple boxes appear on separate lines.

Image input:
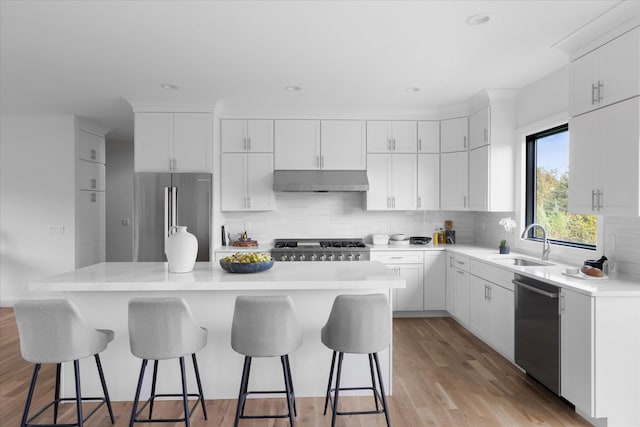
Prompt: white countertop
<box><xmin>30</xmin><ymin>261</ymin><xmax>405</xmax><ymax>292</ymax></box>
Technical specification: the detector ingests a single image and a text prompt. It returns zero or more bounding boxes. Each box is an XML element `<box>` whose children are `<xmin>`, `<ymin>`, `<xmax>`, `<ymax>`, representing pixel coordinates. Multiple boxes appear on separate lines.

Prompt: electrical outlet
<box><xmin>121</xmin><ymin>218</ymin><xmax>130</xmax><ymax>226</ymax></box>
<box><xmin>48</xmin><ymin>225</ymin><xmax>65</xmax><ymax>235</ymax></box>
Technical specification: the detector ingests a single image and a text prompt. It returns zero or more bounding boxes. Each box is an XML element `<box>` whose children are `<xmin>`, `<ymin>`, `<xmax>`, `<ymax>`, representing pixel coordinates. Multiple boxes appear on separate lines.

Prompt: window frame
<box><xmin>524</xmin><ymin>123</ymin><xmax>596</xmax><ymax>251</ymax></box>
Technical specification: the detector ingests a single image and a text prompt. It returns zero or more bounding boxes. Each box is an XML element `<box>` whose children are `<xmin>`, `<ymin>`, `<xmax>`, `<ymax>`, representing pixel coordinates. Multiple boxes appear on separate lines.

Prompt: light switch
<box><xmin>48</xmin><ymin>225</ymin><xmax>65</xmax><ymax>235</ymax></box>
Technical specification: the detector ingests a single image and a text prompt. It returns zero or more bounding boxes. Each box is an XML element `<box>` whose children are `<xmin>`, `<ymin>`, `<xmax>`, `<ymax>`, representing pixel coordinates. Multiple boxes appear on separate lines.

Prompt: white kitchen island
<box><xmin>30</xmin><ymin>261</ymin><xmax>405</xmax><ymax>401</ymax></box>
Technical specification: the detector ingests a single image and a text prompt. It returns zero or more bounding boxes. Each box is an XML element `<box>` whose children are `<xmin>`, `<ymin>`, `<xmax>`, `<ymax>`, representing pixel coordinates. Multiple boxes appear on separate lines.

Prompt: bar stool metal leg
<box><xmin>191</xmin><ymin>354</ymin><xmax>208</xmax><ymax>420</ymax></box>
<box><xmin>129</xmin><ymin>359</ymin><xmax>148</xmax><ymax>427</ymax></box>
<box><xmin>53</xmin><ymin>363</ymin><xmax>61</xmax><ymax>424</ymax></box>
<box><xmin>331</xmin><ymin>352</ymin><xmax>345</xmax><ymax>427</ymax></box>
<box><xmin>281</xmin><ymin>356</ymin><xmax>295</xmax><ymax>426</ymax></box>
<box><xmin>323</xmin><ymin>350</ymin><xmax>336</xmax><ymax>415</ymax></box>
<box><xmin>234</xmin><ymin>356</ymin><xmax>251</xmax><ymax>427</ymax></box>
<box><xmin>94</xmin><ymin>354</ymin><xmax>115</xmax><ymax>423</ymax></box>
<box><xmin>20</xmin><ymin>364</ymin><xmax>40</xmax><ymax>427</ymax></box>
<box><xmin>73</xmin><ymin>359</ymin><xmax>84</xmax><ymax>427</ymax></box>
<box><xmin>369</xmin><ymin>353</ymin><xmax>380</xmax><ymax>411</ymax></box>
<box><xmin>281</xmin><ymin>355</ymin><xmax>297</xmax><ymax>416</ymax></box>
<box><xmin>179</xmin><ymin>357</ymin><xmax>190</xmax><ymax>427</ymax></box>
<box><xmin>373</xmin><ymin>353</ymin><xmax>391</xmax><ymax>427</ymax></box>
<box><xmin>148</xmin><ymin>360</ymin><xmax>159</xmax><ymax>419</ymax></box>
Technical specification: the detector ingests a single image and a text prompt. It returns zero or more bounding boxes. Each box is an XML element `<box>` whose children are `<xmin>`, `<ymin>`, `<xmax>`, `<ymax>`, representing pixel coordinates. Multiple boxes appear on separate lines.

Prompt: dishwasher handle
<box><xmin>512</xmin><ymin>279</ymin><xmax>559</xmax><ymax>298</ymax></box>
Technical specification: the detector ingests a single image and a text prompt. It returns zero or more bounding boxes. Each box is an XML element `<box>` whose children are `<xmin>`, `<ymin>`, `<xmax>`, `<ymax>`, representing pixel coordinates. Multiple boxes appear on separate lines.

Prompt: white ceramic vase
<box><xmin>165</xmin><ymin>226</ymin><xmax>198</xmax><ymax>273</ymax></box>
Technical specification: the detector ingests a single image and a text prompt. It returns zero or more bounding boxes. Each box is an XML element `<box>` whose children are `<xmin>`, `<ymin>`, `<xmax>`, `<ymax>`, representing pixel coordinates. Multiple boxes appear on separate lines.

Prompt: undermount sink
<box><xmin>510</xmin><ymin>258</ymin><xmax>554</xmax><ymax>267</ymax></box>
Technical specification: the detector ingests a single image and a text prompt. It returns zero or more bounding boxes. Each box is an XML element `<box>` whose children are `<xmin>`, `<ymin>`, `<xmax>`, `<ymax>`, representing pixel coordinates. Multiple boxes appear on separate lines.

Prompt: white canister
<box><xmin>165</xmin><ymin>226</ymin><xmax>198</xmax><ymax>273</ymax></box>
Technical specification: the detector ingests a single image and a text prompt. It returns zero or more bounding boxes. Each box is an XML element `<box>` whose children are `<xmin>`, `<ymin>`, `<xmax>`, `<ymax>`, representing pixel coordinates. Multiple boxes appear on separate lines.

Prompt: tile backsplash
<box><xmin>222</xmin><ymin>192</ymin><xmax>475</xmax><ymax>245</ymax></box>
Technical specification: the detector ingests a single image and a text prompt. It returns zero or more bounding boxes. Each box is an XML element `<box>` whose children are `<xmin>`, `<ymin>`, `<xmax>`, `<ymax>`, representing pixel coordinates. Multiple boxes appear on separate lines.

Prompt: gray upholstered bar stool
<box><xmin>321</xmin><ymin>293</ymin><xmax>392</xmax><ymax>427</ymax></box>
<box><xmin>231</xmin><ymin>295</ymin><xmax>302</xmax><ymax>427</ymax></box>
<box><xmin>14</xmin><ymin>299</ymin><xmax>115</xmax><ymax>427</ymax></box>
<box><xmin>127</xmin><ymin>297</ymin><xmax>207</xmax><ymax>427</ymax></box>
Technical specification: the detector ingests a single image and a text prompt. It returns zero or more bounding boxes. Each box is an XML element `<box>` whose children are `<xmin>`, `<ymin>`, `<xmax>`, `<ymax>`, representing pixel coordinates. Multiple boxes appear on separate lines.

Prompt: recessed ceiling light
<box><xmin>160</xmin><ymin>84</ymin><xmax>179</xmax><ymax>90</ymax></box>
<box><xmin>285</xmin><ymin>85</ymin><xmax>301</xmax><ymax>92</ymax></box>
<box><xmin>406</xmin><ymin>87</ymin><xmax>420</xmax><ymax>93</ymax></box>
<box><xmin>465</xmin><ymin>14</ymin><xmax>491</xmax><ymax>26</ymax></box>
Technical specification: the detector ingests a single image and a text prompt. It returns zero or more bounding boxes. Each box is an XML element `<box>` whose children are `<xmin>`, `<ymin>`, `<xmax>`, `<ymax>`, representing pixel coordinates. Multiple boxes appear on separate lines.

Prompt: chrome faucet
<box><xmin>521</xmin><ymin>223</ymin><xmax>551</xmax><ymax>261</ymax></box>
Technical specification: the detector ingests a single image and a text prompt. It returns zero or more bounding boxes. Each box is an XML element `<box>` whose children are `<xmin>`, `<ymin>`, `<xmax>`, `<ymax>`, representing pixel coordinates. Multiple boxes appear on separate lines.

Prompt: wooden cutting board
<box><xmin>232</xmin><ymin>240</ymin><xmax>259</xmax><ymax>247</ymax></box>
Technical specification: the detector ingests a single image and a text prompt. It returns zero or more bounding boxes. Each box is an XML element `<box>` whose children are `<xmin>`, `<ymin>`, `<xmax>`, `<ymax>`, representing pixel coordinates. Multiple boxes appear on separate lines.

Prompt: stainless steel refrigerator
<box><xmin>134</xmin><ymin>173</ymin><xmax>211</xmax><ymax>262</ymax></box>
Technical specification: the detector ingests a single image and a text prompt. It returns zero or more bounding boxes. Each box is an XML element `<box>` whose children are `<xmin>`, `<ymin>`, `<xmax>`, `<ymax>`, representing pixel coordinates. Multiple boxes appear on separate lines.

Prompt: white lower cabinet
<box><xmin>423</xmin><ymin>251</ymin><xmax>446</xmax><ymax>310</ymax></box>
<box><xmin>451</xmin><ymin>255</ymin><xmax>471</xmax><ymax>325</ymax></box>
<box><xmin>445</xmin><ymin>252</ymin><xmax>456</xmax><ymax>313</ymax></box>
<box><xmin>560</xmin><ymin>289</ymin><xmax>594</xmax><ymax>416</ymax></box>
<box><xmin>371</xmin><ymin>251</ymin><xmax>424</xmax><ymax>312</ymax></box>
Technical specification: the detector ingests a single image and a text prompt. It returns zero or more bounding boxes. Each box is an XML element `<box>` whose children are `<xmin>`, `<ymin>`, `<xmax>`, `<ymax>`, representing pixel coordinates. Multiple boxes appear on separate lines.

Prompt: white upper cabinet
<box><xmin>417</xmin><ymin>154</ymin><xmax>439</xmax><ymax>210</ymax></box>
<box><xmin>417</xmin><ymin>121</ymin><xmax>440</xmax><ymax>153</ymax></box>
<box><xmin>366</xmin><ymin>153</ymin><xmax>416</xmax><ymax>210</ymax></box>
<box><xmin>440</xmin><ymin>116</ymin><xmax>468</xmax><ymax>152</ymax></box>
<box><xmin>77</xmin><ymin>129</ymin><xmax>106</xmax><ymax>163</ymax></box>
<box><xmin>569</xmin><ymin>96</ymin><xmax>640</xmax><ymax>216</ymax></box>
<box><xmin>366</xmin><ymin>121</ymin><xmax>417</xmax><ymax>153</ymax></box>
<box><xmin>274</xmin><ymin>120</ymin><xmax>321</xmax><ymax>170</ymax></box>
<box><xmin>320</xmin><ymin>120</ymin><xmax>366</xmax><ymax>170</ymax></box>
<box><xmin>468</xmin><ymin>146</ymin><xmax>489</xmax><ymax>211</ymax></box>
<box><xmin>469</xmin><ymin>106</ymin><xmax>490</xmax><ymax>149</ymax></box>
<box><xmin>441</xmin><ymin>151</ymin><xmax>468</xmax><ymax>210</ymax></box>
<box><xmin>221</xmin><ymin>152</ymin><xmax>275</xmax><ymax>211</ymax></box>
<box><xmin>571</xmin><ymin>27</ymin><xmax>640</xmax><ymax>117</ymax></box>
<box><xmin>134</xmin><ymin>112</ymin><xmax>212</xmax><ymax>172</ymax></box>
<box><xmin>221</xmin><ymin>119</ymin><xmax>273</xmax><ymax>153</ymax></box>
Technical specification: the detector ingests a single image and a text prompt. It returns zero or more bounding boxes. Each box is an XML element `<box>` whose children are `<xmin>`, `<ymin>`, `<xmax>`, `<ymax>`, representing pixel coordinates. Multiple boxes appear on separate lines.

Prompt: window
<box><xmin>525</xmin><ymin>124</ymin><xmax>596</xmax><ymax>249</ymax></box>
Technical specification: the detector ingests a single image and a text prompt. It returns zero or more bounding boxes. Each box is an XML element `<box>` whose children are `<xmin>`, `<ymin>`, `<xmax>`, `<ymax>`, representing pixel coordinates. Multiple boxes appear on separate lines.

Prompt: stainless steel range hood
<box><xmin>273</xmin><ymin>170</ymin><xmax>369</xmax><ymax>192</ymax></box>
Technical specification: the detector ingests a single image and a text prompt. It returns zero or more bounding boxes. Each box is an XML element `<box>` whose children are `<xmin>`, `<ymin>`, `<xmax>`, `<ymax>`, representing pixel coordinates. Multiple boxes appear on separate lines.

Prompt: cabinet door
<box><xmin>172</xmin><ymin>113</ymin><xmax>212</xmax><ymax>172</ymax></box>
<box><xmin>247</xmin><ymin>153</ymin><xmax>275</xmax><ymax>210</ymax></box>
<box><xmin>490</xmin><ymin>283</ymin><xmax>514</xmax><ymax>360</ymax></box>
<box><xmin>391</xmin><ymin>121</ymin><xmax>417</xmax><ymax>153</ymax></box>
<box><xmin>445</xmin><ymin>253</ymin><xmax>456</xmax><ymax>314</ymax></box>
<box><xmin>247</xmin><ymin>120</ymin><xmax>274</xmax><ymax>152</ymax></box>
<box><xmin>441</xmin><ymin>151</ymin><xmax>468</xmax><ymax>210</ymax></box>
<box><xmin>77</xmin><ymin>161</ymin><xmax>106</xmax><ymax>191</ymax></box>
<box><xmin>440</xmin><ymin>116</ymin><xmax>468</xmax><ymax>152</ymax></box>
<box><xmin>560</xmin><ymin>289</ymin><xmax>594</xmax><ymax>416</ymax></box>
<box><xmin>568</xmin><ymin>111</ymin><xmax>600</xmax><ymax>214</ymax></box>
<box><xmin>321</xmin><ymin>120</ymin><xmax>366</xmax><ymax>170</ymax></box>
<box><xmin>468</xmin><ymin>146</ymin><xmax>489</xmax><ymax>211</ymax></box>
<box><xmin>417</xmin><ymin>121</ymin><xmax>440</xmax><ymax>153</ymax></box>
<box><xmin>469</xmin><ymin>107</ymin><xmax>490</xmax><ymax>149</ymax></box>
<box><xmin>571</xmin><ymin>48</ymin><xmax>602</xmax><ymax>117</ymax></box>
<box><xmin>77</xmin><ymin>129</ymin><xmax>105</xmax><ymax>163</ymax></box>
<box><xmin>394</xmin><ymin>264</ymin><xmax>424</xmax><ymax>311</ymax></box>
<box><xmin>274</xmin><ymin>120</ymin><xmax>320</xmax><ymax>169</ymax></box>
<box><xmin>391</xmin><ymin>154</ymin><xmax>416</xmax><ymax>210</ymax></box>
<box><xmin>600</xmin><ymin>28</ymin><xmax>640</xmax><ymax>111</ymax></box>
<box><xmin>366</xmin><ymin>154</ymin><xmax>391</xmax><ymax>210</ymax></box>
<box><xmin>221</xmin><ymin>119</ymin><xmax>247</xmax><ymax>152</ymax></box>
<box><xmin>76</xmin><ymin>190</ymin><xmax>105</xmax><ymax>268</ymax></box>
<box><xmin>424</xmin><ymin>252</ymin><xmax>446</xmax><ymax>310</ymax></box>
<box><xmin>417</xmin><ymin>154</ymin><xmax>439</xmax><ymax>210</ymax></box>
<box><xmin>469</xmin><ymin>275</ymin><xmax>491</xmax><ymax>341</ymax></box>
<box><xmin>454</xmin><ymin>268</ymin><xmax>470</xmax><ymax>325</ymax></box>
<box><xmin>221</xmin><ymin>153</ymin><xmax>248</xmax><ymax>211</ymax></box>
<box><xmin>134</xmin><ymin>112</ymin><xmax>173</xmax><ymax>172</ymax></box>
<box><xmin>366</xmin><ymin>121</ymin><xmax>392</xmax><ymax>153</ymax></box>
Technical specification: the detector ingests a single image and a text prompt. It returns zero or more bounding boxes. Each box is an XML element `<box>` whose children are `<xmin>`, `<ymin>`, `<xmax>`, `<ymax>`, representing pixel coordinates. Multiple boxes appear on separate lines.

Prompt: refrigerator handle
<box><xmin>171</xmin><ymin>187</ymin><xmax>178</xmax><ymax>229</ymax></box>
<box><xmin>164</xmin><ymin>187</ymin><xmax>170</xmax><ymax>254</ymax></box>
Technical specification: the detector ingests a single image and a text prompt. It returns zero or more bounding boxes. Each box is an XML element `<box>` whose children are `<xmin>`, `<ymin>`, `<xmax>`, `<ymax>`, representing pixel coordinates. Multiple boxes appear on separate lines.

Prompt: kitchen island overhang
<box><xmin>30</xmin><ymin>261</ymin><xmax>405</xmax><ymax>401</ymax></box>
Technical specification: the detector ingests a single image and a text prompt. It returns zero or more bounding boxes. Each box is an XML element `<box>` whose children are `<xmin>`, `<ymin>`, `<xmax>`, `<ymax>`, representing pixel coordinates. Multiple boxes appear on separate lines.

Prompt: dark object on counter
<box><xmin>445</xmin><ymin>230</ymin><xmax>456</xmax><ymax>244</ymax></box>
<box><xmin>232</xmin><ymin>240</ymin><xmax>259</xmax><ymax>247</ymax></box>
<box><xmin>221</xmin><ymin>225</ymin><xmax>226</xmax><ymax>246</ymax></box>
<box><xmin>409</xmin><ymin>236</ymin><xmax>432</xmax><ymax>245</ymax></box>
<box><xmin>220</xmin><ymin>259</ymin><xmax>274</xmax><ymax>273</ymax></box>
<box><xmin>584</xmin><ymin>255</ymin><xmax>607</xmax><ymax>270</ymax></box>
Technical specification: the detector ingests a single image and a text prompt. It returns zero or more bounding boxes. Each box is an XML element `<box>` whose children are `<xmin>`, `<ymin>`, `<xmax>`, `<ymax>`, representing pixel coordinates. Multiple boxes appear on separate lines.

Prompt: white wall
<box><xmin>105</xmin><ymin>140</ymin><xmax>134</xmax><ymax>261</ymax></box>
<box><xmin>0</xmin><ymin>115</ymin><xmax>76</xmax><ymax>305</ymax></box>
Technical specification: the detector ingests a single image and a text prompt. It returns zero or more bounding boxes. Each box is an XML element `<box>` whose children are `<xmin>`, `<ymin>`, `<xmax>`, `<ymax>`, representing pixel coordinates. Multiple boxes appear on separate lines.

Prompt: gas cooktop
<box><xmin>271</xmin><ymin>238</ymin><xmax>370</xmax><ymax>261</ymax></box>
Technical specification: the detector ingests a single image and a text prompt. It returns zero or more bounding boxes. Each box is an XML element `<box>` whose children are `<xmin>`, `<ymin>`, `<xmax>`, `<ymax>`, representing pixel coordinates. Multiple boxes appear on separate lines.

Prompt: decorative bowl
<box><xmin>219</xmin><ymin>259</ymin><xmax>274</xmax><ymax>274</ymax></box>
<box><xmin>390</xmin><ymin>233</ymin><xmax>406</xmax><ymax>241</ymax></box>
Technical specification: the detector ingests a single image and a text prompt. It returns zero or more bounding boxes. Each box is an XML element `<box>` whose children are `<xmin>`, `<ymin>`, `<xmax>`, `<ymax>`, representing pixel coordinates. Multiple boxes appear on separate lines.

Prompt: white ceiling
<box><xmin>1</xmin><ymin>0</ymin><xmax>638</xmax><ymax>142</ymax></box>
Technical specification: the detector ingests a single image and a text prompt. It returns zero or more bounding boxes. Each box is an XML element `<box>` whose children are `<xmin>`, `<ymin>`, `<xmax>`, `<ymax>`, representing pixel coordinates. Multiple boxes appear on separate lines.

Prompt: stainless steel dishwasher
<box><xmin>513</xmin><ymin>274</ymin><xmax>561</xmax><ymax>395</ymax></box>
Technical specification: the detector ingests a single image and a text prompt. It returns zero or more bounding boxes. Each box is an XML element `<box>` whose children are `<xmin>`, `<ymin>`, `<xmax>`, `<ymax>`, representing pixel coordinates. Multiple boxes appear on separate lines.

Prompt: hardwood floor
<box><xmin>0</xmin><ymin>308</ymin><xmax>589</xmax><ymax>426</ymax></box>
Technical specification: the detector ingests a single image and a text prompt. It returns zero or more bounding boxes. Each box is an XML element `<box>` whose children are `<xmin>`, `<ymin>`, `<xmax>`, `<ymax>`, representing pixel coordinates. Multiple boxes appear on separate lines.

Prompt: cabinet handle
<box><xmin>243</xmin><ymin>137</ymin><xmax>247</xmax><ymax>150</ymax></box>
<box><xmin>247</xmin><ymin>196</ymin><xmax>251</xmax><ymax>208</ymax></box>
<box><xmin>90</xmin><ymin>178</ymin><xmax>97</xmax><ymax>189</ymax></box>
<box><xmin>463</xmin><ymin>136</ymin><xmax>467</xmax><ymax>148</ymax></box>
<box><xmin>456</xmin><ymin>260</ymin><xmax>465</xmax><ymax>265</ymax></box>
<box><xmin>449</xmin><ymin>257</ymin><xmax>454</xmax><ymax>268</ymax></box>
<box><xmin>392</xmin><ymin>139</ymin><xmax>396</xmax><ymax>151</ymax></box>
<box><xmin>457</xmin><ymin>270</ymin><xmax>465</xmax><ymax>275</ymax></box>
<box><xmin>560</xmin><ymin>293</ymin><xmax>565</xmax><ymax>315</ymax></box>
<box><xmin>598</xmin><ymin>81</ymin><xmax>604</xmax><ymax>102</ymax></box>
<box><xmin>418</xmin><ymin>139</ymin><xmax>422</xmax><ymax>151</ymax></box>
<box><xmin>463</xmin><ymin>196</ymin><xmax>467</xmax><ymax>208</ymax></box>
<box><xmin>316</xmin><ymin>155</ymin><xmax>320</xmax><ymax>168</ymax></box>
<box><xmin>387</xmin><ymin>197</ymin><xmax>391</xmax><ymax>208</ymax></box>
<box><xmin>91</xmin><ymin>192</ymin><xmax>97</xmax><ymax>203</ymax></box>
<box><xmin>392</xmin><ymin>196</ymin><xmax>396</xmax><ymax>208</ymax></box>
<box><xmin>90</xmin><ymin>149</ymin><xmax>97</xmax><ymax>160</ymax></box>
<box><xmin>591</xmin><ymin>189</ymin><xmax>596</xmax><ymax>211</ymax></box>
<box><xmin>484</xmin><ymin>285</ymin><xmax>488</xmax><ymax>300</ymax></box>
<box><xmin>247</xmin><ymin>137</ymin><xmax>251</xmax><ymax>151</ymax></box>
<box><xmin>321</xmin><ymin>155</ymin><xmax>324</xmax><ymax>168</ymax></box>
<box><xmin>487</xmin><ymin>285</ymin><xmax>492</xmax><ymax>301</ymax></box>
<box><xmin>591</xmin><ymin>83</ymin><xmax>598</xmax><ymax>104</ymax></box>
<box><xmin>597</xmin><ymin>190</ymin><xmax>604</xmax><ymax>210</ymax></box>
<box><xmin>417</xmin><ymin>196</ymin><xmax>421</xmax><ymax>209</ymax></box>
<box><xmin>483</xmin><ymin>128</ymin><xmax>488</xmax><ymax>143</ymax></box>
<box><xmin>387</xmin><ymin>139</ymin><xmax>391</xmax><ymax>151</ymax></box>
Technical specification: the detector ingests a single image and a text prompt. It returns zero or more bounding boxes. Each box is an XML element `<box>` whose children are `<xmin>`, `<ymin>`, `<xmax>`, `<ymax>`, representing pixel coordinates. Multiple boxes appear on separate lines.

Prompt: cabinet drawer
<box><xmin>470</xmin><ymin>259</ymin><xmax>514</xmax><ymax>291</ymax></box>
<box><xmin>76</xmin><ymin>161</ymin><xmax>105</xmax><ymax>191</ymax></box>
<box><xmin>453</xmin><ymin>254</ymin><xmax>470</xmax><ymax>271</ymax></box>
<box><xmin>371</xmin><ymin>251</ymin><xmax>424</xmax><ymax>264</ymax></box>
